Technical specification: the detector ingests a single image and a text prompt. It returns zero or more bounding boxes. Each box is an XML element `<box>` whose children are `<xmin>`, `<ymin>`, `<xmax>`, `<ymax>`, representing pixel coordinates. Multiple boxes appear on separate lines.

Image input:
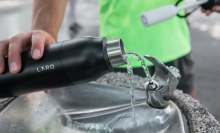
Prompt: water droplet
<box><xmin>38</xmin><ymin>102</ymin><xmax>42</xmax><ymax>106</ymax></box>
<box><xmin>10</xmin><ymin>117</ymin><xmax>13</xmax><ymax>119</ymax></box>
<box><xmin>43</xmin><ymin>108</ymin><xmax>47</xmax><ymax>111</ymax></box>
<box><xmin>23</xmin><ymin>99</ymin><xmax>26</xmax><ymax>102</ymax></box>
<box><xmin>130</xmin><ymin>121</ymin><xmax>137</xmax><ymax>127</ymax></box>
<box><xmin>35</xmin><ymin>110</ymin><xmax>38</xmax><ymax>113</ymax></box>
<box><xmin>10</xmin><ymin>124</ymin><xmax>16</xmax><ymax>128</ymax></box>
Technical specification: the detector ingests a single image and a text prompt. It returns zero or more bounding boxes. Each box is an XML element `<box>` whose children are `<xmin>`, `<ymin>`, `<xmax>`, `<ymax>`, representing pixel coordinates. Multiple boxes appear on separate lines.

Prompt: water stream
<box><xmin>123</xmin><ymin>52</ymin><xmax>152</xmax><ymax>127</ymax></box>
<box><xmin>61</xmin><ymin>52</ymin><xmax>152</xmax><ymax>133</ymax></box>
<box><xmin>55</xmin><ymin>52</ymin><xmax>152</xmax><ymax>133</ymax></box>
<box><xmin>124</xmin><ymin>52</ymin><xmax>151</xmax><ymax>81</ymax></box>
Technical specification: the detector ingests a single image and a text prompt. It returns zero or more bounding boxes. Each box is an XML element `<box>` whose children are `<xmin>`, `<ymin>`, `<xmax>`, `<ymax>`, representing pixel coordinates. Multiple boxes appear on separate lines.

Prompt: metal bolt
<box><xmin>145</xmin><ymin>80</ymin><xmax>159</xmax><ymax>90</ymax></box>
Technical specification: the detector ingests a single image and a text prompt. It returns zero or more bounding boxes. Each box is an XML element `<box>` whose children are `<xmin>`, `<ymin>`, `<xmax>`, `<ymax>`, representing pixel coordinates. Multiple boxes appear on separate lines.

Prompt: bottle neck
<box><xmin>106</xmin><ymin>39</ymin><xmax>126</xmax><ymax>68</ymax></box>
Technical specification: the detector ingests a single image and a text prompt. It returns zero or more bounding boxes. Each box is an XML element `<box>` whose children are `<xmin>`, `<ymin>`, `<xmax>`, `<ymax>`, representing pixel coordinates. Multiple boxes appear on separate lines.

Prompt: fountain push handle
<box><xmin>140</xmin><ymin>5</ymin><xmax>178</xmax><ymax>27</ymax></box>
<box><xmin>144</xmin><ymin>55</ymin><xmax>181</xmax><ymax>109</ymax></box>
<box><xmin>140</xmin><ymin>0</ymin><xmax>220</xmax><ymax>27</ymax></box>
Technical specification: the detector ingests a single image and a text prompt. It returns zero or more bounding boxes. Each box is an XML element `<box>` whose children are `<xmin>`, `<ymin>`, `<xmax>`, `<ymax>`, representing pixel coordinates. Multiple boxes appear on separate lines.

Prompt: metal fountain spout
<box><xmin>144</xmin><ymin>55</ymin><xmax>181</xmax><ymax>109</ymax></box>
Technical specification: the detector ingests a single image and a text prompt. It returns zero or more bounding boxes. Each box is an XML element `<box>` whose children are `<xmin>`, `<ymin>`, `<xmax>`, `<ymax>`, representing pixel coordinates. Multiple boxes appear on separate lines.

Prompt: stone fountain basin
<box><xmin>0</xmin><ymin>83</ymin><xmax>188</xmax><ymax>133</ymax></box>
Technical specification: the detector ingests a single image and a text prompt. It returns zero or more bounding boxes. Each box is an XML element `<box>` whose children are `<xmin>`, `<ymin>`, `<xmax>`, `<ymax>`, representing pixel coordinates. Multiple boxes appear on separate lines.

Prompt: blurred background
<box><xmin>1</xmin><ymin>0</ymin><xmax>220</xmax><ymax>121</ymax></box>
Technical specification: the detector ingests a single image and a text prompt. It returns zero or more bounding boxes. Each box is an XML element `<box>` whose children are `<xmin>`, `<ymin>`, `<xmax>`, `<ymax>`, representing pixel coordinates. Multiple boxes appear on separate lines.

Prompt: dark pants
<box><xmin>114</xmin><ymin>53</ymin><xmax>194</xmax><ymax>94</ymax></box>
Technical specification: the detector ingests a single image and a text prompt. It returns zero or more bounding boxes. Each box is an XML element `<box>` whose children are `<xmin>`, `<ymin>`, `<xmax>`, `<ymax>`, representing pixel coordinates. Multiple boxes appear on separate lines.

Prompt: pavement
<box><xmin>188</xmin><ymin>10</ymin><xmax>220</xmax><ymax>121</ymax></box>
<box><xmin>1</xmin><ymin>0</ymin><xmax>220</xmax><ymax>122</ymax></box>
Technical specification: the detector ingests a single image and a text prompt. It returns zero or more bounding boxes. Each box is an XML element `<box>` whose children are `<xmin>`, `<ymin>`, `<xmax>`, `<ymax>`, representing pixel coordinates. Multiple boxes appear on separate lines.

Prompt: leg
<box><xmin>67</xmin><ymin>0</ymin><xmax>77</xmax><ymax>27</ymax></box>
<box><xmin>189</xmin><ymin>90</ymin><xmax>196</xmax><ymax>99</ymax></box>
<box><xmin>67</xmin><ymin>0</ymin><xmax>82</xmax><ymax>38</ymax></box>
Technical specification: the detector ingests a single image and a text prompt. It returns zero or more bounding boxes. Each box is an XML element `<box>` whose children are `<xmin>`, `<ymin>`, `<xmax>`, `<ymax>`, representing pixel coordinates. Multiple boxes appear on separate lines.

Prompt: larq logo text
<box><xmin>37</xmin><ymin>64</ymin><xmax>55</xmax><ymax>72</ymax></box>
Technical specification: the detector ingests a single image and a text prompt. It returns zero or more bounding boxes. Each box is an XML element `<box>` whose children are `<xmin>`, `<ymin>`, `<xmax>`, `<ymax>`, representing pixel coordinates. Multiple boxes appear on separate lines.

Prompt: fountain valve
<box><xmin>144</xmin><ymin>55</ymin><xmax>181</xmax><ymax>109</ymax></box>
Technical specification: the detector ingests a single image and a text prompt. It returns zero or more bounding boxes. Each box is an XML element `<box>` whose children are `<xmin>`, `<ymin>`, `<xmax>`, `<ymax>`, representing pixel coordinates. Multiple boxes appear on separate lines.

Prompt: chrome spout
<box><xmin>144</xmin><ymin>55</ymin><xmax>181</xmax><ymax>109</ymax></box>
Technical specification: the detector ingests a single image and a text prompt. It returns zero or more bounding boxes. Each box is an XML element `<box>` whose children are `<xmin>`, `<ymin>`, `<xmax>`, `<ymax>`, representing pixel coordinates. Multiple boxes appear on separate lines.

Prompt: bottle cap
<box><xmin>106</xmin><ymin>39</ymin><xmax>126</xmax><ymax>68</ymax></box>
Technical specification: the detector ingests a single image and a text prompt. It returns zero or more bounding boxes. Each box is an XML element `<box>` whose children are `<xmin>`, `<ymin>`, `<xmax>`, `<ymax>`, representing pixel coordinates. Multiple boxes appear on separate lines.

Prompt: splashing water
<box><xmin>123</xmin><ymin>55</ymin><xmax>137</xmax><ymax>127</ymax></box>
<box><xmin>123</xmin><ymin>52</ymin><xmax>152</xmax><ymax>127</ymax></box>
<box><xmin>62</xmin><ymin>121</ymin><xmax>113</xmax><ymax>133</ymax></box>
<box><xmin>124</xmin><ymin>52</ymin><xmax>151</xmax><ymax>81</ymax></box>
<box><xmin>61</xmin><ymin>112</ymin><xmax>148</xmax><ymax>133</ymax></box>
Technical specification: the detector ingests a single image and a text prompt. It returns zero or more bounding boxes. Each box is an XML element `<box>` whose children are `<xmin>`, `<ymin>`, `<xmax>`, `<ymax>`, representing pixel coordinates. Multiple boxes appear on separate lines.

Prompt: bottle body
<box><xmin>0</xmin><ymin>37</ymin><xmax>125</xmax><ymax>98</ymax></box>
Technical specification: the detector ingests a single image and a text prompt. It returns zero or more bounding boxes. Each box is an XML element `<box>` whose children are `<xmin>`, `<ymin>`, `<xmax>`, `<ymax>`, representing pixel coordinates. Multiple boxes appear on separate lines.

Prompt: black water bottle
<box><xmin>0</xmin><ymin>37</ymin><xmax>126</xmax><ymax>98</ymax></box>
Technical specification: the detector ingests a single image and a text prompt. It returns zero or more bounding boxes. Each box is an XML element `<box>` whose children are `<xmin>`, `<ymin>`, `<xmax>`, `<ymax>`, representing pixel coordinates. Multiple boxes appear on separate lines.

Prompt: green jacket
<box><xmin>98</xmin><ymin>0</ymin><xmax>191</xmax><ymax>67</ymax></box>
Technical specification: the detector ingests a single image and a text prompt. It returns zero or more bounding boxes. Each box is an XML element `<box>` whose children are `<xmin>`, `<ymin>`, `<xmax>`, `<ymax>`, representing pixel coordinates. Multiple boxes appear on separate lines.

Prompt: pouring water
<box><xmin>60</xmin><ymin>52</ymin><xmax>152</xmax><ymax>132</ymax></box>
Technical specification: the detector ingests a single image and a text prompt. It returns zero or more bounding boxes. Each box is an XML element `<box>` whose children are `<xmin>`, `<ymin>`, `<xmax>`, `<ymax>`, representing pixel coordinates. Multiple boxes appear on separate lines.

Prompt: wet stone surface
<box><xmin>97</xmin><ymin>72</ymin><xmax>220</xmax><ymax>133</ymax></box>
<box><xmin>0</xmin><ymin>98</ymin><xmax>14</xmax><ymax>112</ymax></box>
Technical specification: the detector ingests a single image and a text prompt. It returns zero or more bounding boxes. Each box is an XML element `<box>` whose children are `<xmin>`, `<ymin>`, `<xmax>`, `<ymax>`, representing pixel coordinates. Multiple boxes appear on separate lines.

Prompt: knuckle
<box><xmin>33</xmin><ymin>40</ymin><xmax>42</xmax><ymax>46</ymax></box>
<box><xmin>0</xmin><ymin>45</ymin><xmax>8</xmax><ymax>55</ymax></box>
<box><xmin>10</xmin><ymin>36</ymin><xmax>22</xmax><ymax>43</ymax></box>
<box><xmin>8</xmin><ymin>43</ymin><xmax>22</xmax><ymax>55</ymax></box>
<box><xmin>0</xmin><ymin>39</ymin><xmax>9</xmax><ymax>45</ymax></box>
<box><xmin>33</xmin><ymin>30</ymin><xmax>45</xmax><ymax>35</ymax></box>
<box><xmin>0</xmin><ymin>41</ymin><xmax>9</xmax><ymax>56</ymax></box>
<box><xmin>8</xmin><ymin>52</ymin><xmax>14</xmax><ymax>58</ymax></box>
<box><xmin>8</xmin><ymin>51</ymin><xmax>19</xmax><ymax>58</ymax></box>
<box><xmin>0</xmin><ymin>50</ymin><xmax>7</xmax><ymax>57</ymax></box>
<box><xmin>32</xmin><ymin>37</ymin><xmax>43</xmax><ymax>45</ymax></box>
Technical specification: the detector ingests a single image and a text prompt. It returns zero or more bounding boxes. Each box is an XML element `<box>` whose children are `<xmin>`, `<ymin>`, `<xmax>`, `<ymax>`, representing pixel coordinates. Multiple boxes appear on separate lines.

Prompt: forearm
<box><xmin>32</xmin><ymin>0</ymin><xmax>67</xmax><ymax>41</ymax></box>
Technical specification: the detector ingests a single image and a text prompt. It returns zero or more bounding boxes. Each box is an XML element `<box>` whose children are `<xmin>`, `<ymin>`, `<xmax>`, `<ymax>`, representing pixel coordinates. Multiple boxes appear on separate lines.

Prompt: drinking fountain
<box><xmin>0</xmin><ymin>82</ymin><xmax>189</xmax><ymax>133</ymax></box>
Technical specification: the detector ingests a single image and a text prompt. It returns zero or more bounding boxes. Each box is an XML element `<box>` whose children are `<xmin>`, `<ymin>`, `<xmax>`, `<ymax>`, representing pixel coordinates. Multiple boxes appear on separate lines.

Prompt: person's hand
<box><xmin>201</xmin><ymin>6</ymin><xmax>220</xmax><ymax>16</ymax></box>
<box><xmin>0</xmin><ymin>30</ymin><xmax>56</xmax><ymax>93</ymax></box>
